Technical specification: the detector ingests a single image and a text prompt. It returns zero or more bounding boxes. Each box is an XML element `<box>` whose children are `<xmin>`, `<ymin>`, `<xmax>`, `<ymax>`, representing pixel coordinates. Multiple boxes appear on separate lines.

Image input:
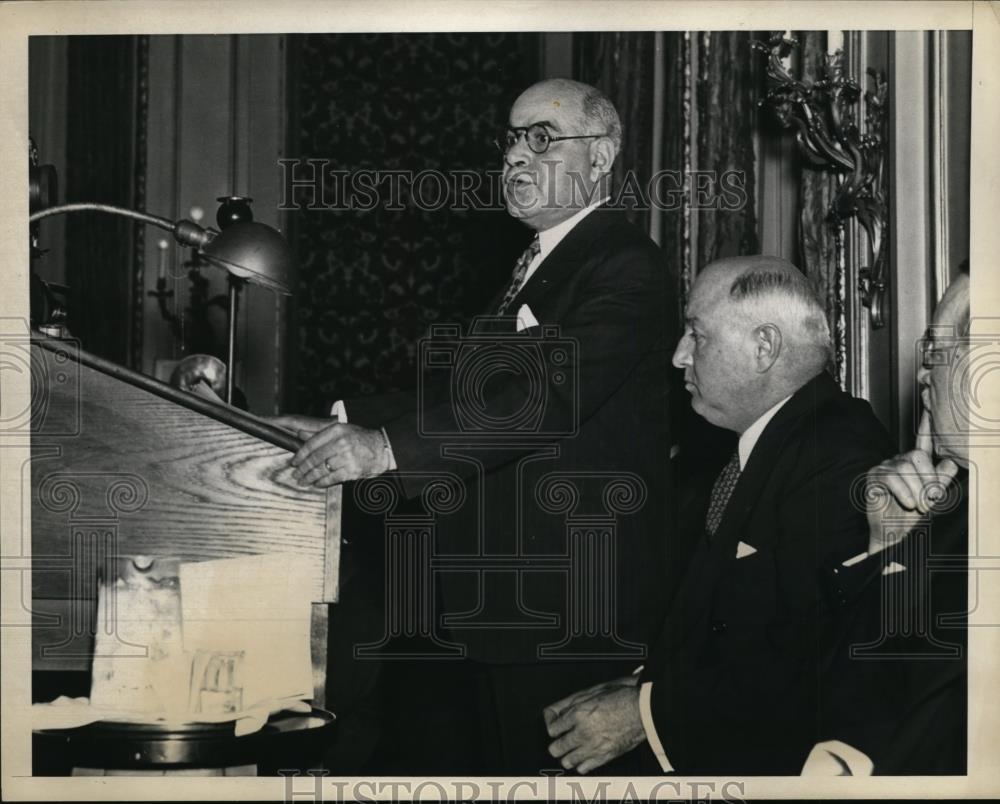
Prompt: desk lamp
<box><xmin>30</xmin><ymin>197</ymin><xmax>292</xmax><ymax>404</ymax></box>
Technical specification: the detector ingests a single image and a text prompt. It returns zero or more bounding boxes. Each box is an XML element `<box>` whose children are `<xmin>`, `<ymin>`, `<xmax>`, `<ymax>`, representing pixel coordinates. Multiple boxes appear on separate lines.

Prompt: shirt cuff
<box><xmin>381</xmin><ymin>427</ymin><xmax>398</xmax><ymax>472</ymax></box>
<box><xmin>331</xmin><ymin>401</ymin><xmax>398</xmax><ymax>472</ymax></box>
<box><xmin>638</xmin><ymin>681</ymin><xmax>674</xmax><ymax>773</ymax></box>
<box><xmin>841</xmin><ymin>550</ymin><xmax>869</xmax><ymax>567</ymax></box>
<box><xmin>842</xmin><ymin>550</ymin><xmax>906</xmax><ymax>575</ymax></box>
<box><xmin>800</xmin><ymin>740</ymin><xmax>874</xmax><ymax>776</ymax></box>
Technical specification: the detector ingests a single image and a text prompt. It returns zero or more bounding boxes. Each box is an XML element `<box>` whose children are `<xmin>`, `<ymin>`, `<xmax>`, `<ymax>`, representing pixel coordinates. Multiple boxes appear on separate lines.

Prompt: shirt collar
<box><xmin>536</xmin><ymin>198</ymin><xmax>609</xmax><ymax>263</ymax></box>
<box><xmin>737</xmin><ymin>394</ymin><xmax>793</xmax><ymax>471</ymax></box>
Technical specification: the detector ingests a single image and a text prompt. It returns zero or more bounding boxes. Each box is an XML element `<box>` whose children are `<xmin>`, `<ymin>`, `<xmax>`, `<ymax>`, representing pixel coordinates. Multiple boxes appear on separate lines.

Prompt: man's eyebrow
<box><xmin>510</xmin><ymin>119</ymin><xmax>560</xmax><ymax>132</ymax></box>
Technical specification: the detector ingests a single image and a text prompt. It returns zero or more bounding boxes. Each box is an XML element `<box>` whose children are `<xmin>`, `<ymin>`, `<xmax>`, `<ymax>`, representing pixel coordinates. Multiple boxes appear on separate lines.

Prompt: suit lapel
<box><xmin>509</xmin><ymin>206</ymin><xmax>620</xmax><ymax>311</ymax></box>
<box><xmin>708</xmin><ymin>372</ymin><xmax>841</xmax><ymax>555</ymax></box>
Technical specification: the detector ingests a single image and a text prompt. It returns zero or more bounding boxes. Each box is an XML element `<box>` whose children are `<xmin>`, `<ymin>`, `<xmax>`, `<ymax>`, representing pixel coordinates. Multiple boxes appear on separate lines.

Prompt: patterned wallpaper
<box><xmin>287</xmin><ymin>33</ymin><xmax>539</xmax><ymax>412</ymax></box>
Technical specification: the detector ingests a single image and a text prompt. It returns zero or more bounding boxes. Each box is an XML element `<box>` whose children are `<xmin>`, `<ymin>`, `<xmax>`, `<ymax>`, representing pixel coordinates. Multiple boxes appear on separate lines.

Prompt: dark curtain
<box><xmin>286</xmin><ymin>33</ymin><xmax>539</xmax><ymax>413</ymax></box>
<box><xmin>658</xmin><ymin>32</ymin><xmax>693</xmax><ymax>325</ymax></box>
<box><xmin>695</xmin><ymin>31</ymin><xmax>760</xmax><ymax>266</ymax></box>
<box><xmin>576</xmin><ymin>31</ymin><xmax>755</xmax><ymax>463</ymax></box>
<box><xmin>577</xmin><ymin>31</ymin><xmax>760</xmax><ymax>316</ymax></box>
<box><xmin>575</xmin><ymin>32</ymin><xmax>657</xmax><ymax>232</ymax></box>
<box><xmin>64</xmin><ymin>35</ymin><xmax>144</xmax><ymax>367</ymax></box>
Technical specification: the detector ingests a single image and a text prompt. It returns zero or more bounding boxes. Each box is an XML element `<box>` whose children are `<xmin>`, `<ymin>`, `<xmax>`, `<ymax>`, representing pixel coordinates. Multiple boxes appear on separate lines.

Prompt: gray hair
<box><xmin>729</xmin><ymin>265</ymin><xmax>833</xmax><ymax>373</ymax></box>
<box><xmin>581</xmin><ymin>87</ymin><xmax>623</xmax><ymax>153</ymax></box>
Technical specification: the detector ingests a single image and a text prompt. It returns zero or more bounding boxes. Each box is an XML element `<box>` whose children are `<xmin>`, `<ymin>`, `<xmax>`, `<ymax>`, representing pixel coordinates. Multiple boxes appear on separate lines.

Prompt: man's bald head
<box><xmin>515</xmin><ymin>78</ymin><xmax>622</xmax><ymax>153</ymax></box>
<box><xmin>674</xmin><ymin>255</ymin><xmax>833</xmax><ymax>432</ymax></box>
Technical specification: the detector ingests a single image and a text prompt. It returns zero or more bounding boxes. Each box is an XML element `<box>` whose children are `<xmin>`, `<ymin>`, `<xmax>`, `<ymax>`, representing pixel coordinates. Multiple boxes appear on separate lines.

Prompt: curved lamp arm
<box><xmin>31</xmin><ymin>200</ymin><xmax>293</xmax><ymax>406</ymax></box>
<box><xmin>30</xmin><ymin>202</ymin><xmax>214</xmax><ymax>249</ymax></box>
<box><xmin>30</xmin><ymin>202</ymin><xmax>291</xmax><ymax>295</ymax></box>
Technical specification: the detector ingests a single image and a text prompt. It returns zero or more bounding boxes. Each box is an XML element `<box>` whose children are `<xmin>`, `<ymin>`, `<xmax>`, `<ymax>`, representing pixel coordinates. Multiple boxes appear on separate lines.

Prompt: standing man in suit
<box><xmin>277</xmin><ymin>78</ymin><xmax>675</xmax><ymax>773</ymax></box>
<box><xmin>545</xmin><ymin>255</ymin><xmax>895</xmax><ymax>775</ymax></box>
<box><xmin>804</xmin><ymin>268</ymin><xmax>970</xmax><ymax>775</ymax></box>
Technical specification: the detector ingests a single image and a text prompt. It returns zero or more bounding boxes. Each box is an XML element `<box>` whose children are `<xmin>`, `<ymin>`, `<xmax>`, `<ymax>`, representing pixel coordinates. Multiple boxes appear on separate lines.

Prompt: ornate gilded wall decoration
<box><xmin>753</xmin><ymin>32</ymin><xmax>889</xmax><ymax>340</ymax></box>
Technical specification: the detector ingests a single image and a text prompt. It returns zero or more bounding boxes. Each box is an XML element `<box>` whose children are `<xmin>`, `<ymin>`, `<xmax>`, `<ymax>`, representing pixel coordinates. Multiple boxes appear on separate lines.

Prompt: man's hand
<box><xmin>544</xmin><ymin>675</ymin><xmax>645</xmax><ymax>774</ymax></box>
<box><xmin>287</xmin><ymin>422</ymin><xmax>392</xmax><ymax>487</ymax></box>
<box><xmin>865</xmin><ymin>411</ymin><xmax>960</xmax><ymax>554</ymax></box>
<box><xmin>268</xmin><ymin>414</ymin><xmax>336</xmax><ymax>440</ymax></box>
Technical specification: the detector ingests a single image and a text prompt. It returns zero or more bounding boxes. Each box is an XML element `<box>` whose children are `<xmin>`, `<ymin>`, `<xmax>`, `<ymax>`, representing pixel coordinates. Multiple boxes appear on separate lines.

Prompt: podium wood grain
<box><xmin>29</xmin><ymin>340</ymin><xmax>341</xmax><ymax>683</ymax></box>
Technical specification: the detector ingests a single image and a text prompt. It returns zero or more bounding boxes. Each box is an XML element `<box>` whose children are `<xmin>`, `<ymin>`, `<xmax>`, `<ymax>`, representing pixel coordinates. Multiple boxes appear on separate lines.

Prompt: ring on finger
<box><xmin>325</xmin><ymin>458</ymin><xmax>335</xmax><ymax>473</ymax></box>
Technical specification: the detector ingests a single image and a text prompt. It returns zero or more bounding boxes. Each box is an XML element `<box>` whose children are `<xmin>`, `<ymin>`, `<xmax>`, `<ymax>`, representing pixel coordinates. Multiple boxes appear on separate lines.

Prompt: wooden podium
<box><xmin>29</xmin><ymin>334</ymin><xmax>340</xmax><ymax>705</ymax></box>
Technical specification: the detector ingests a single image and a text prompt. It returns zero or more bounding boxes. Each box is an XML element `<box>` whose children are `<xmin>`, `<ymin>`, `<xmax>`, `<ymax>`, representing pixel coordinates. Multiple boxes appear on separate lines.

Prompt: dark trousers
<box><xmin>370</xmin><ymin>656</ymin><xmax>649</xmax><ymax>776</ymax></box>
<box><xmin>472</xmin><ymin>659</ymin><xmax>647</xmax><ymax>776</ymax></box>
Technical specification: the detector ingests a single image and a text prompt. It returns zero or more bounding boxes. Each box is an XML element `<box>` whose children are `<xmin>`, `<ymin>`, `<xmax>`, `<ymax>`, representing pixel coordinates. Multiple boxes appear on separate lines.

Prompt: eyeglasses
<box><xmin>921</xmin><ymin>339</ymin><xmax>955</xmax><ymax>371</ymax></box>
<box><xmin>494</xmin><ymin>123</ymin><xmax>609</xmax><ymax>155</ymax></box>
<box><xmin>920</xmin><ymin>326</ymin><xmax>970</xmax><ymax>370</ymax></box>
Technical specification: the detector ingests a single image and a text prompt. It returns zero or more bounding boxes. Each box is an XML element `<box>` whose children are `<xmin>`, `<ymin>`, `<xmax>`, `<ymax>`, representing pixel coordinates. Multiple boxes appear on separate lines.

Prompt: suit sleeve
<box><xmin>377</xmin><ymin>242</ymin><xmax>667</xmax><ymax>498</ymax></box>
<box><xmin>340</xmin><ymin>387</ymin><xmax>421</xmax><ymax>430</ymax></box>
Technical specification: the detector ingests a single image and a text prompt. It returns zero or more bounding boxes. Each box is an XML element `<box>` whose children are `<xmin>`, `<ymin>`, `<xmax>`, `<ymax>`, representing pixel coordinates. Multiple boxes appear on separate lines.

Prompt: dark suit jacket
<box><xmin>640</xmin><ymin>372</ymin><xmax>895</xmax><ymax>775</ymax></box>
<box><xmin>820</xmin><ymin>472</ymin><xmax>968</xmax><ymax>774</ymax></box>
<box><xmin>347</xmin><ymin>207</ymin><xmax>676</xmax><ymax>664</ymax></box>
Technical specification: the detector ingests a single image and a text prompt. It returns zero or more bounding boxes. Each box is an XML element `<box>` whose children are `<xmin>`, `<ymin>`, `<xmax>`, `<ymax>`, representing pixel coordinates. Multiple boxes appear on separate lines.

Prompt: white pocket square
<box><xmin>735</xmin><ymin>541</ymin><xmax>758</xmax><ymax>559</ymax></box>
<box><xmin>515</xmin><ymin>303</ymin><xmax>540</xmax><ymax>332</ymax></box>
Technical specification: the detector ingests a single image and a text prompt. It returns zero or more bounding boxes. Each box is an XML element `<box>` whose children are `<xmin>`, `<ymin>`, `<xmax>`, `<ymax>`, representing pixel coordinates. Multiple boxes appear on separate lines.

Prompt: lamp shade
<box><xmin>202</xmin><ymin>221</ymin><xmax>292</xmax><ymax>295</ymax></box>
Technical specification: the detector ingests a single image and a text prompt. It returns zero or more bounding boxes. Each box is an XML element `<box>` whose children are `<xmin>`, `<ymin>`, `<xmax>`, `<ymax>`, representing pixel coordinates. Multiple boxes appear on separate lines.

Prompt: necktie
<box><xmin>705</xmin><ymin>451</ymin><xmax>741</xmax><ymax>538</ymax></box>
<box><xmin>496</xmin><ymin>236</ymin><xmax>540</xmax><ymax>314</ymax></box>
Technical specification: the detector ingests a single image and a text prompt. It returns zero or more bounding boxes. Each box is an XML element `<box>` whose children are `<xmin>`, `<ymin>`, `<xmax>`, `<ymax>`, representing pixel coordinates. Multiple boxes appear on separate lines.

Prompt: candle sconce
<box><xmin>752</xmin><ymin>32</ymin><xmax>889</xmax><ymax>328</ymax></box>
<box><xmin>147</xmin><ymin>238</ymin><xmax>230</xmax><ymax>358</ymax></box>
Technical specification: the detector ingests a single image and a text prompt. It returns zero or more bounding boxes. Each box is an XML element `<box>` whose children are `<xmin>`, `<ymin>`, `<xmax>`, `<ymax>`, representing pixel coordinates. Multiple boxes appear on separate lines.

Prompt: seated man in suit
<box><xmin>544</xmin><ymin>255</ymin><xmax>895</xmax><ymax>775</ymax></box>
<box><xmin>804</xmin><ymin>267</ymin><xmax>970</xmax><ymax>775</ymax></box>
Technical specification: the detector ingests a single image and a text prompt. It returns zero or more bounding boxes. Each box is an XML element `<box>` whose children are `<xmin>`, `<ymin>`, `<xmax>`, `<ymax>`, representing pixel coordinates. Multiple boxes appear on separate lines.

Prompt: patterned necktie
<box><xmin>705</xmin><ymin>451</ymin><xmax>741</xmax><ymax>538</ymax></box>
<box><xmin>496</xmin><ymin>236</ymin><xmax>540</xmax><ymax>314</ymax></box>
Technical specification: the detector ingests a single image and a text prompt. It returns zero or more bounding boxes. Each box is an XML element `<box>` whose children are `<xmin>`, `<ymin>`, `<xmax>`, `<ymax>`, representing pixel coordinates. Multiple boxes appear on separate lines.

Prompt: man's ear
<box><xmin>589</xmin><ymin>138</ymin><xmax>616</xmax><ymax>182</ymax></box>
<box><xmin>753</xmin><ymin>324</ymin><xmax>782</xmax><ymax>372</ymax></box>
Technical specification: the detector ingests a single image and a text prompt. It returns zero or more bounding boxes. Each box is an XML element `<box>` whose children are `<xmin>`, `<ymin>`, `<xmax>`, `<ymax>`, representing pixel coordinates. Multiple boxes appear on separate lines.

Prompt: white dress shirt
<box><xmin>737</xmin><ymin>394</ymin><xmax>793</xmax><ymax>470</ymax></box>
<box><xmin>522</xmin><ymin>197</ymin><xmax>609</xmax><ymax>287</ymax></box>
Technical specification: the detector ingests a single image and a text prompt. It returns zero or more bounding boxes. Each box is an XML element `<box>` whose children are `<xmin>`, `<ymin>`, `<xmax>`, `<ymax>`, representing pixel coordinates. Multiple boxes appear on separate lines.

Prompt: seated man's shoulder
<box><xmin>780</xmin><ymin>389</ymin><xmax>895</xmax><ymax>473</ymax></box>
<box><xmin>817</xmin><ymin>391</ymin><xmax>892</xmax><ymax>443</ymax></box>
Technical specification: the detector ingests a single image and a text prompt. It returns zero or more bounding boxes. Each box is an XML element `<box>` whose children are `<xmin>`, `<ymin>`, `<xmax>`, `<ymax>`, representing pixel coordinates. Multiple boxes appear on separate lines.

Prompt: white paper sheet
<box><xmin>179</xmin><ymin>553</ymin><xmax>314</xmax><ymax>711</ymax></box>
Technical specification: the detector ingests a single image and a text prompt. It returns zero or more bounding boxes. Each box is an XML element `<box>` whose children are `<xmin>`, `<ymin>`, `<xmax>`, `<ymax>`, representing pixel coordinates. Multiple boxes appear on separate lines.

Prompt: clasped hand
<box><xmin>544</xmin><ymin>674</ymin><xmax>645</xmax><ymax>774</ymax></box>
<box><xmin>270</xmin><ymin>415</ymin><xmax>391</xmax><ymax>486</ymax></box>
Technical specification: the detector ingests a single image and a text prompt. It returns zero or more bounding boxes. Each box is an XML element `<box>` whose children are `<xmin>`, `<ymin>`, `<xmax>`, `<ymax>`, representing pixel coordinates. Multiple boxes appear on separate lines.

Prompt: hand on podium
<box><xmin>269</xmin><ymin>414</ymin><xmax>335</xmax><ymax>440</ymax></box>
<box><xmin>271</xmin><ymin>419</ymin><xmax>395</xmax><ymax>487</ymax></box>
